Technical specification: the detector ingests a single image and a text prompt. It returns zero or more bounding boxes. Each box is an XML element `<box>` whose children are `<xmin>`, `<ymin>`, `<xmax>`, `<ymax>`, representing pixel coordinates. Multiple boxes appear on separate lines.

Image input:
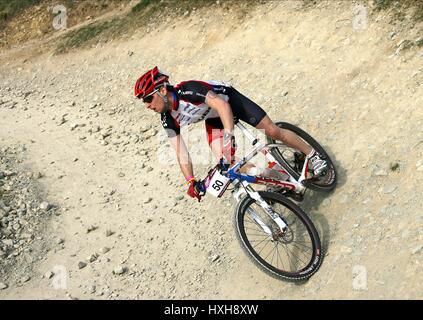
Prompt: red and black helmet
<box><xmin>134</xmin><ymin>66</ymin><xmax>169</xmax><ymax>99</ymax></box>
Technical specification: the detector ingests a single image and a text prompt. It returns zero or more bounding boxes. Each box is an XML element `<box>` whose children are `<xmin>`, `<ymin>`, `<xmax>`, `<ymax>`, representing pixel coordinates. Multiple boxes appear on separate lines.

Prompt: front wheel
<box><xmin>234</xmin><ymin>191</ymin><xmax>322</xmax><ymax>281</ymax></box>
<box><xmin>267</xmin><ymin>122</ymin><xmax>337</xmax><ymax>191</ymax></box>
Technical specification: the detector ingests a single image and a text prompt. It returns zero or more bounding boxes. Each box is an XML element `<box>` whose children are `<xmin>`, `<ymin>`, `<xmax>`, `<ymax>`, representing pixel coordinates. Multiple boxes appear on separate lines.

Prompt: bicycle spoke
<box><xmin>275</xmin><ymin>242</ymin><xmax>283</xmax><ymax>270</ymax></box>
<box><xmin>291</xmin><ymin>241</ymin><xmax>313</xmax><ymax>250</ymax></box>
<box><xmin>244</xmin><ymin>225</ymin><xmax>266</xmax><ymax>234</ymax></box>
<box><xmin>288</xmin><ymin>244</ymin><xmax>313</xmax><ymax>262</ymax></box>
<box><xmin>263</xmin><ymin>242</ymin><xmax>277</xmax><ymax>261</ymax></box>
<box><xmin>284</xmin><ymin>243</ymin><xmax>308</xmax><ymax>267</ymax></box>
<box><xmin>248</xmin><ymin>233</ymin><xmax>269</xmax><ymax>241</ymax></box>
<box><xmin>275</xmin><ymin>242</ymin><xmax>286</xmax><ymax>270</ymax></box>
<box><xmin>245</xmin><ymin>232</ymin><xmax>270</xmax><ymax>238</ymax></box>
<box><xmin>248</xmin><ymin>238</ymin><xmax>272</xmax><ymax>243</ymax></box>
<box><xmin>244</xmin><ymin>224</ymin><xmax>266</xmax><ymax>232</ymax></box>
<box><xmin>244</xmin><ymin>229</ymin><xmax>271</xmax><ymax>239</ymax></box>
<box><xmin>283</xmin><ymin>246</ymin><xmax>302</xmax><ymax>270</ymax></box>
<box><xmin>277</xmin><ymin>242</ymin><xmax>293</xmax><ymax>271</ymax></box>
<box><xmin>267</xmin><ymin>242</ymin><xmax>285</xmax><ymax>272</ymax></box>
<box><xmin>269</xmin><ymin>243</ymin><xmax>277</xmax><ymax>267</ymax></box>
<box><xmin>244</xmin><ymin>220</ymin><xmax>270</xmax><ymax>233</ymax></box>
<box><xmin>258</xmin><ymin>240</ymin><xmax>272</xmax><ymax>260</ymax></box>
<box><xmin>252</xmin><ymin>237</ymin><xmax>272</xmax><ymax>255</ymax></box>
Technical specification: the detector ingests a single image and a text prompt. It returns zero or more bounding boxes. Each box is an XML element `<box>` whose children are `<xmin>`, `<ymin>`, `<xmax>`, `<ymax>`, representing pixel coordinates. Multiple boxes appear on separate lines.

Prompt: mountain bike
<box><xmin>199</xmin><ymin>121</ymin><xmax>336</xmax><ymax>281</ymax></box>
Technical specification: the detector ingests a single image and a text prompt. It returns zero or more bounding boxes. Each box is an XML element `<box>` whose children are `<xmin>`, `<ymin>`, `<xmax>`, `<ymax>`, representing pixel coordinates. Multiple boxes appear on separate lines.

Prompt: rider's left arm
<box><xmin>205</xmin><ymin>91</ymin><xmax>234</xmax><ymax>134</ymax></box>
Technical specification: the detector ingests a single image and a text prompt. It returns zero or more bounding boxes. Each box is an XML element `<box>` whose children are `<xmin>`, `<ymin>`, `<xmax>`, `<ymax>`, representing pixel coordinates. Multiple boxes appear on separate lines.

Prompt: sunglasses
<box><xmin>142</xmin><ymin>90</ymin><xmax>158</xmax><ymax>103</ymax></box>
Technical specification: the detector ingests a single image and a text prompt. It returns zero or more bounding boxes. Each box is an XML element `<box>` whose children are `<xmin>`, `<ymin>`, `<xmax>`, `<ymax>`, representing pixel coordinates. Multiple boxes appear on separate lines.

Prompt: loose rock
<box><xmin>411</xmin><ymin>245</ymin><xmax>422</xmax><ymax>255</ymax></box>
<box><xmin>105</xmin><ymin>229</ymin><xmax>115</xmax><ymax>237</ymax></box>
<box><xmin>87</xmin><ymin>254</ymin><xmax>98</xmax><ymax>263</ymax></box>
<box><xmin>374</xmin><ymin>169</ymin><xmax>388</xmax><ymax>176</ymax></box>
<box><xmin>389</xmin><ymin>162</ymin><xmax>399</xmax><ymax>172</ymax></box>
<box><xmin>211</xmin><ymin>254</ymin><xmax>220</xmax><ymax>262</ymax></box>
<box><xmin>113</xmin><ymin>266</ymin><xmax>127</xmax><ymax>275</ymax></box>
<box><xmin>101</xmin><ymin>247</ymin><xmax>110</xmax><ymax>254</ymax></box>
<box><xmin>86</xmin><ymin>225</ymin><xmax>98</xmax><ymax>233</ymax></box>
<box><xmin>20</xmin><ymin>276</ymin><xmax>30</xmax><ymax>283</ymax></box>
<box><xmin>39</xmin><ymin>202</ymin><xmax>51</xmax><ymax>211</ymax></box>
<box><xmin>383</xmin><ymin>185</ymin><xmax>397</xmax><ymax>194</ymax></box>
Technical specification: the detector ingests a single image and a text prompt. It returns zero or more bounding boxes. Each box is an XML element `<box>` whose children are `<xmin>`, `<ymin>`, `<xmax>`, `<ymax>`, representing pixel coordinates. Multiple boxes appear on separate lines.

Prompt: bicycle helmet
<box><xmin>134</xmin><ymin>66</ymin><xmax>169</xmax><ymax>99</ymax></box>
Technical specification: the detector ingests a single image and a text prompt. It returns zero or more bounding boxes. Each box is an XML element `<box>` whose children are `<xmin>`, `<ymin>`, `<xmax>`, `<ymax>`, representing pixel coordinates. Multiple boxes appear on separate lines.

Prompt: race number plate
<box><xmin>205</xmin><ymin>168</ymin><xmax>230</xmax><ymax>198</ymax></box>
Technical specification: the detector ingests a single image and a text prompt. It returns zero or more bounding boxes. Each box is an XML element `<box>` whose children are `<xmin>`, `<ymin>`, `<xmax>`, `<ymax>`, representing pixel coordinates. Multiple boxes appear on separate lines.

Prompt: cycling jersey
<box><xmin>161</xmin><ymin>80</ymin><xmax>267</xmax><ymax>142</ymax></box>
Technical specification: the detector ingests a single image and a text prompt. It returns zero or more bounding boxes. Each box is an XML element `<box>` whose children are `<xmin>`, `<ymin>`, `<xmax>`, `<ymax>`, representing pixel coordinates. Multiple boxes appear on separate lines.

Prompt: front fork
<box><xmin>233</xmin><ymin>180</ymin><xmax>288</xmax><ymax>236</ymax></box>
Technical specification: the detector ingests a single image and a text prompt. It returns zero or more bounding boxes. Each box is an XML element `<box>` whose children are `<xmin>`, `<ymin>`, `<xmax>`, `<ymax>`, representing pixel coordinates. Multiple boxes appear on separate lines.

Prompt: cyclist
<box><xmin>134</xmin><ymin>67</ymin><xmax>327</xmax><ymax>201</ymax></box>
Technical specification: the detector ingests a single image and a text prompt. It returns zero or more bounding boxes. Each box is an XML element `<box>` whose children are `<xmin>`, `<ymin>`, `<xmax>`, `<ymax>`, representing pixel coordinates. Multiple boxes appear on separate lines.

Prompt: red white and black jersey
<box><xmin>161</xmin><ymin>80</ymin><xmax>232</xmax><ymax>137</ymax></box>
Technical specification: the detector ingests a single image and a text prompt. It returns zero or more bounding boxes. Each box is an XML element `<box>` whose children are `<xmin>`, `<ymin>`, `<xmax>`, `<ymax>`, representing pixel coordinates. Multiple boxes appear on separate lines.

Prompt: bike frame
<box><xmin>210</xmin><ymin>122</ymin><xmax>313</xmax><ymax>235</ymax></box>
<box><xmin>227</xmin><ymin>122</ymin><xmax>309</xmax><ymax>199</ymax></box>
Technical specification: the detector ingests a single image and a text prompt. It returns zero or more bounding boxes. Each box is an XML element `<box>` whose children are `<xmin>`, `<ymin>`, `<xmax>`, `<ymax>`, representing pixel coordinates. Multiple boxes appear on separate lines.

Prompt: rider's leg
<box><xmin>255</xmin><ymin>115</ymin><xmax>328</xmax><ymax>176</ymax></box>
<box><xmin>255</xmin><ymin>115</ymin><xmax>312</xmax><ymax>155</ymax></box>
<box><xmin>206</xmin><ymin>123</ymin><xmax>255</xmax><ymax>174</ymax></box>
<box><xmin>227</xmin><ymin>88</ymin><xmax>311</xmax><ymax>156</ymax></box>
<box><xmin>226</xmin><ymin>87</ymin><xmax>327</xmax><ymax>176</ymax></box>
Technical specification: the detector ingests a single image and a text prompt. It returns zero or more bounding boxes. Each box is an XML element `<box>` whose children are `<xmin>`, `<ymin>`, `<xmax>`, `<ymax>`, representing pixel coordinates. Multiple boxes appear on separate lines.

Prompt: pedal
<box><xmin>266</xmin><ymin>187</ymin><xmax>304</xmax><ymax>202</ymax></box>
<box><xmin>284</xmin><ymin>190</ymin><xmax>304</xmax><ymax>202</ymax></box>
<box><xmin>319</xmin><ymin>169</ymin><xmax>328</xmax><ymax>177</ymax></box>
<box><xmin>304</xmin><ymin>168</ymin><xmax>327</xmax><ymax>181</ymax></box>
<box><xmin>294</xmin><ymin>152</ymin><xmax>306</xmax><ymax>173</ymax></box>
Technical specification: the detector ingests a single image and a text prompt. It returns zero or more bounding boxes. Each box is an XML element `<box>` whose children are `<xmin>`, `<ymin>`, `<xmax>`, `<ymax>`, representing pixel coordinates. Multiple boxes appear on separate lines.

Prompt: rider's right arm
<box><xmin>169</xmin><ymin>134</ymin><xmax>194</xmax><ymax>180</ymax></box>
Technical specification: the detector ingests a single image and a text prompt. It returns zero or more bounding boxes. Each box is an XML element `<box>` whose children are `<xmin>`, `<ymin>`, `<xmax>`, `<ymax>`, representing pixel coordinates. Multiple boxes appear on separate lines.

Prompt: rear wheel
<box><xmin>235</xmin><ymin>191</ymin><xmax>322</xmax><ymax>281</ymax></box>
<box><xmin>267</xmin><ymin>122</ymin><xmax>337</xmax><ymax>191</ymax></box>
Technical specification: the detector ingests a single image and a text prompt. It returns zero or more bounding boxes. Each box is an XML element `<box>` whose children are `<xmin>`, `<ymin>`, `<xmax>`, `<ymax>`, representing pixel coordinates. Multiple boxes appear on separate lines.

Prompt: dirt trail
<box><xmin>0</xmin><ymin>1</ymin><xmax>422</xmax><ymax>299</ymax></box>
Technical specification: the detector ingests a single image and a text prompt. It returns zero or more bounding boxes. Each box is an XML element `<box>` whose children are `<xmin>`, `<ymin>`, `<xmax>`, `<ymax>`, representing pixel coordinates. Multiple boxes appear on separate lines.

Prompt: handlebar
<box><xmin>199</xmin><ymin>158</ymin><xmax>258</xmax><ymax>198</ymax></box>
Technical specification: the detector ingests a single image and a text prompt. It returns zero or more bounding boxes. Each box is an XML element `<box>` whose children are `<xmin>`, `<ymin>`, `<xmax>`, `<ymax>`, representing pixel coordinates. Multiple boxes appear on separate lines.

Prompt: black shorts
<box><xmin>205</xmin><ymin>87</ymin><xmax>267</xmax><ymax>144</ymax></box>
